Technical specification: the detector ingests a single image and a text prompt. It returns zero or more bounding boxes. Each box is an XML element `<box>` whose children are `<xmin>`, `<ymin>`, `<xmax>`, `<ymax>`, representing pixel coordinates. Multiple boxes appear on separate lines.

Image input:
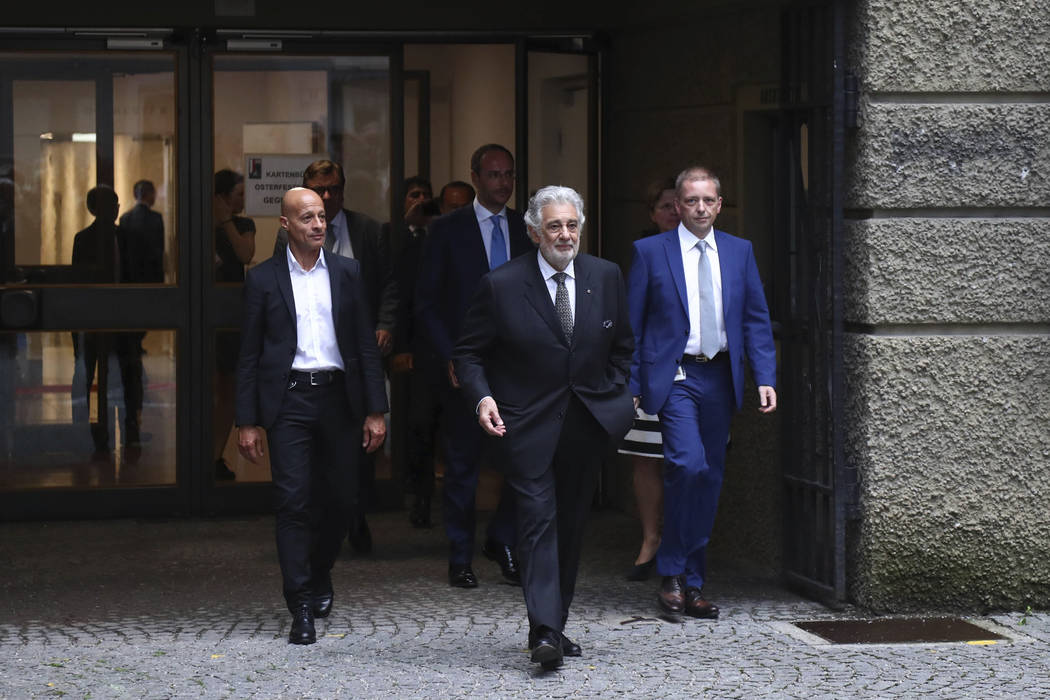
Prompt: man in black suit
<box><xmin>274</xmin><ymin>160</ymin><xmax>395</xmax><ymax>552</ymax></box>
<box><xmin>71</xmin><ymin>185</ymin><xmax>143</xmax><ymax>451</ymax></box>
<box><xmin>415</xmin><ymin>144</ymin><xmax>531</xmax><ymax>588</ymax></box>
<box><xmin>393</xmin><ymin>179</ymin><xmax>476</xmax><ymax>529</ymax></box>
<box><xmin>454</xmin><ymin>185</ymin><xmax>635</xmax><ymax>669</ymax></box>
<box><xmin>237</xmin><ymin>187</ymin><xmax>387</xmax><ymax>645</ymax></box>
<box><xmin>119</xmin><ymin>179</ymin><xmax>165</xmax><ymax>284</ymax></box>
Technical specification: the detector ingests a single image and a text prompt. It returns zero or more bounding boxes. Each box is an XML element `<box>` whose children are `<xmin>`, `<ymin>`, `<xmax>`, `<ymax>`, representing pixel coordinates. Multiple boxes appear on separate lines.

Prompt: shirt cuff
<box><xmin>476</xmin><ymin>396</ymin><xmax>492</xmax><ymax>415</ymax></box>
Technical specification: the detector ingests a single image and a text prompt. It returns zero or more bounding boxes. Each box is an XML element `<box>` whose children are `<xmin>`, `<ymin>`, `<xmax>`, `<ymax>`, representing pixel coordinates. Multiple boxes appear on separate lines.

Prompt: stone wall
<box><xmin>845</xmin><ymin>0</ymin><xmax>1050</xmax><ymax>610</ymax></box>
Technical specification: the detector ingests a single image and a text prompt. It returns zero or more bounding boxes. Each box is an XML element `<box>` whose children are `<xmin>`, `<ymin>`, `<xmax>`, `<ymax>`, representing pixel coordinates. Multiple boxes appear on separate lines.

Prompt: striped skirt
<box><xmin>617</xmin><ymin>409</ymin><xmax>663</xmax><ymax>458</ymax></box>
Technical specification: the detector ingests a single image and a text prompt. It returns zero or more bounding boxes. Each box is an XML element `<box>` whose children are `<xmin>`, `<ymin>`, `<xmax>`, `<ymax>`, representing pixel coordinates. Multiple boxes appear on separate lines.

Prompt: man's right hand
<box><xmin>447</xmin><ymin>360</ymin><xmax>460</xmax><ymax>388</ymax></box>
<box><xmin>238</xmin><ymin>425</ymin><xmax>265</xmax><ymax>464</ymax></box>
<box><xmin>477</xmin><ymin>397</ymin><xmax>506</xmax><ymax>437</ymax></box>
<box><xmin>633</xmin><ymin>396</ymin><xmax>641</xmax><ymax>411</ymax></box>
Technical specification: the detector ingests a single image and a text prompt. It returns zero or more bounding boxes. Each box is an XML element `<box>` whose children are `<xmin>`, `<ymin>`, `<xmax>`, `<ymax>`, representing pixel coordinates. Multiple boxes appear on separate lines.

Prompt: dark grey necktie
<box><xmin>323</xmin><ymin>224</ymin><xmax>335</xmax><ymax>253</ymax></box>
<box><xmin>553</xmin><ymin>271</ymin><xmax>573</xmax><ymax>342</ymax></box>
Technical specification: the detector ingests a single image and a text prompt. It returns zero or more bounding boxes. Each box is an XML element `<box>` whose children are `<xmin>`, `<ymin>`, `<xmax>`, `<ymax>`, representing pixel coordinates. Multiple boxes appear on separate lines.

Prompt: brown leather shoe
<box><xmin>684</xmin><ymin>586</ymin><xmax>720</xmax><ymax>619</ymax></box>
<box><xmin>657</xmin><ymin>575</ymin><xmax>685</xmax><ymax>614</ymax></box>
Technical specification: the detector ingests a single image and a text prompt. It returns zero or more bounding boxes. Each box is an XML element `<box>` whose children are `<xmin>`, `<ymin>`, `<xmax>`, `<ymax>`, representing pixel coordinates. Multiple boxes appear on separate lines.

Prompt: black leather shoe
<box><xmin>684</xmin><ymin>586</ymin><xmax>720</xmax><ymax>619</ymax></box>
<box><xmin>312</xmin><ymin>585</ymin><xmax>333</xmax><ymax>619</ymax></box>
<box><xmin>626</xmin><ymin>557</ymin><xmax>656</xmax><ymax>581</ymax></box>
<box><xmin>409</xmin><ymin>494</ymin><xmax>431</xmax><ymax>529</ymax></box>
<box><xmin>482</xmin><ymin>539</ymin><xmax>521</xmax><ymax>585</ymax></box>
<box><xmin>289</xmin><ymin>604</ymin><xmax>316</xmax><ymax>645</ymax></box>
<box><xmin>658</xmin><ymin>575</ymin><xmax>686</xmax><ymax>614</ymax></box>
<box><xmin>448</xmin><ymin>563</ymin><xmax>478</xmax><ymax>588</ymax></box>
<box><xmin>530</xmin><ymin>628</ymin><xmax>564</xmax><ymax>670</ymax></box>
<box><xmin>349</xmin><ymin>514</ymin><xmax>372</xmax><ymax>554</ymax></box>
<box><xmin>561</xmin><ymin>633</ymin><xmax>582</xmax><ymax>657</ymax></box>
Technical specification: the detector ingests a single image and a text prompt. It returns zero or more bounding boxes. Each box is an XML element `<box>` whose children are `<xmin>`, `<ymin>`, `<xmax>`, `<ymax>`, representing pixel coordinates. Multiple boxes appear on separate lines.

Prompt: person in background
<box><xmin>619</xmin><ymin>177</ymin><xmax>679</xmax><ymax>581</ymax></box>
<box><xmin>213</xmin><ymin>169</ymin><xmax>256</xmax><ymax>481</ymax></box>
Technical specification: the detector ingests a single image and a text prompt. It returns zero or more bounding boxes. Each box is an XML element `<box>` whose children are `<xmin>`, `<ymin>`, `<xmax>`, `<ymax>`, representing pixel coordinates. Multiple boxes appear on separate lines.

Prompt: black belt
<box><xmin>681</xmin><ymin>352</ymin><xmax>725</xmax><ymax>364</ymax></box>
<box><xmin>288</xmin><ymin>369</ymin><xmax>342</xmax><ymax>387</ymax></box>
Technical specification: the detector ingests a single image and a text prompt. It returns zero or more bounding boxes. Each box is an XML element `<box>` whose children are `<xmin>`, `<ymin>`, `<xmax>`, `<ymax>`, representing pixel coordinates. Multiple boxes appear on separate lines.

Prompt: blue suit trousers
<box><xmin>657</xmin><ymin>356</ymin><xmax>734</xmax><ymax>590</ymax></box>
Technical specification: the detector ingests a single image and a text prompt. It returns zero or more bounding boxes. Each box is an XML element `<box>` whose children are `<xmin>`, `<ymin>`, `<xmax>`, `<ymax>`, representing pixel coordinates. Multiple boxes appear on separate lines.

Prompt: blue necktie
<box><xmin>489</xmin><ymin>215</ymin><xmax>507</xmax><ymax>269</ymax></box>
<box><xmin>698</xmin><ymin>239</ymin><xmax>720</xmax><ymax>359</ymax></box>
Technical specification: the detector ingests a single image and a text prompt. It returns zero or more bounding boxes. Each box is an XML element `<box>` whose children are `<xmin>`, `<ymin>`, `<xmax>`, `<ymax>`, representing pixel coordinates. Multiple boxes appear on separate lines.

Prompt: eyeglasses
<box><xmin>310</xmin><ymin>185</ymin><xmax>343</xmax><ymax>197</ymax></box>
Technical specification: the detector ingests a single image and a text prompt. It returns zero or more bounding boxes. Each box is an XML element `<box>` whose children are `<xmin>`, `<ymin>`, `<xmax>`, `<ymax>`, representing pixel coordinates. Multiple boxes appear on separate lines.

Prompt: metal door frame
<box><xmin>777</xmin><ymin>0</ymin><xmax>851</xmax><ymax>605</ymax></box>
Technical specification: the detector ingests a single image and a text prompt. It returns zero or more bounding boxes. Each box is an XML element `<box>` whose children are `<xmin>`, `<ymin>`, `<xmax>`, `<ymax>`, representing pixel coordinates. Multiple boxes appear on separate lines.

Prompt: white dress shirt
<box><xmin>287</xmin><ymin>247</ymin><xmax>344</xmax><ymax>371</ymax></box>
<box><xmin>473</xmin><ymin>198</ymin><xmax>509</xmax><ymax>267</ymax></box>
<box><xmin>679</xmin><ymin>224</ymin><xmax>727</xmax><ymax>356</ymax></box>
<box><xmin>537</xmin><ymin>250</ymin><xmax>576</xmax><ymax>322</ymax></box>
<box><xmin>326</xmin><ymin>208</ymin><xmax>355</xmax><ymax>259</ymax></box>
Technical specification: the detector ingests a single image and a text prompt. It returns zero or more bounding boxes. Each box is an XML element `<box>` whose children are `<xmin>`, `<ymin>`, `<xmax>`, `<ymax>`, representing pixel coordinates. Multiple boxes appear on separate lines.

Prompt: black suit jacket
<box><xmin>453</xmin><ymin>252</ymin><xmax>636</xmax><ymax>478</ymax></box>
<box><xmin>118</xmin><ymin>203</ymin><xmax>165</xmax><ymax>283</ymax></box>
<box><xmin>415</xmin><ymin>205</ymin><xmax>531</xmax><ymax>368</ymax></box>
<box><xmin>71</xmin><ymin>221</ymin><xmax>129</xmax><ymax>283</ymax></box>
<box><xmin>273</xmin><ymin>208</ymin><xmax>396</xmax><ymax>333</ymax></box>
<box><xmin>235</xmin><ymin>251</ymin><xmax>388</xmax><ymax>431</ymax></box>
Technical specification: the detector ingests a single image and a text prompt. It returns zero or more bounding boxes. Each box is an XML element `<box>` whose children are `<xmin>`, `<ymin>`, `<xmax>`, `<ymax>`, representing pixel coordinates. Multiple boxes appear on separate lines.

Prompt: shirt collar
<box><xmin>286</xmin><ymin>245</ymin><xmax>328</xmax><ymax>274</ymax></box>
<box><xmin>537</xmin><ymin>249</ymin><xmax>575</xmax><ymax>281</ymax></box>
<box><xmin>473</xmin><ymin>197</ymin><xmax>507</xmax><ymax>224</ymax></box>
<box><xmin>678</xmin><ymin>223</ymin><xmax>717</xmax><ymax>253</ymax></box>
<box><xmin>328</xmin><ymin>208</ymin><xmax>346</xmax><ymax>234</ymax></box>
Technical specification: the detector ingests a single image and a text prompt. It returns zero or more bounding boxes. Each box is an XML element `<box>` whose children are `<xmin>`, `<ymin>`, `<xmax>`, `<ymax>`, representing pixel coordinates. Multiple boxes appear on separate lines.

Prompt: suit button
<box><xmin>557</xmin><ymin>412</ymin><xmax>564</xmax><ymax>419</ymax></box>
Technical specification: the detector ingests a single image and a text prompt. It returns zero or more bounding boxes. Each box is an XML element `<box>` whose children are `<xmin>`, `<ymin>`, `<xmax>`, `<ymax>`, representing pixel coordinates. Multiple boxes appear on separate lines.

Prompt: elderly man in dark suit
<box><xmin>274</xmin><ymin>159</ymin><xmax>395</xmax><ymax>553</ymax></box>
<box><xmin>415</xmin><ymin>144</ymin><xmax>532</xmax><ymax>588</ymax></box>
<box><xmin>454</xmin><ymin>185</ymin><xmax>635</xmax><ymax>670</ymax></box>
<box><xmin>237</xmin><ymin>187</ymin><xmax>387</xmax><ymax>645</ymax></box>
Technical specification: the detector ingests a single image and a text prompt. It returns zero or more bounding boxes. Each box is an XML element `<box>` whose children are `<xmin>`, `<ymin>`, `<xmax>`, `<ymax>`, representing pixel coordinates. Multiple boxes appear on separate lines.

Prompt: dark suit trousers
<box><xmin>440</xmin><ymin>382</ymin><xmax>516</xmax><ymax>564</ymax></box>
<box><xmin>404</xmin><ymin>368</ymin><xmax>441</xmax><ymax>498</ymax></box>
<box><xmin>505</xmin><ymin>395</ymin><xmax>605</xmax><ymax>633</ymax></box>
<box><xmin>657</xmin><ymin>356</ymin><xmax>734</xmax><ymax>590</ymax></box>
<box><xmin>267</xmin><ymin>379</ymin><xmax>360</xmax><ymax>612</ymax></box>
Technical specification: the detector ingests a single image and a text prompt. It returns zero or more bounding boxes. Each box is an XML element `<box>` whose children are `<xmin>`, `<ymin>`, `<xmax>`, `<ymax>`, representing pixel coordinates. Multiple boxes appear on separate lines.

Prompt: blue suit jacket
<box><xmin>414</xmin><ymin>204</ymin><xmax>531</xmax><ymax>370</ymax></box>
<box><xmin>628</xmin><ymin>228</ymin><xmax>776</xmax><ymax>416</ymax></box>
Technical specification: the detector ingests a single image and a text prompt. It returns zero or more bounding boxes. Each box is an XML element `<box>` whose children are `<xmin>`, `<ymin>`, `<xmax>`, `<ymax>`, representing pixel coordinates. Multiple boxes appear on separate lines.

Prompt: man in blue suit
<box><xmin>415</xmin><ymin>144</ymin><xmax>532</xmax><ymax>588</ymax></box>
<box><xmin>628</xmin><ymin>165</ymin><xmax>777</xmax><ymax>619</ymax></box>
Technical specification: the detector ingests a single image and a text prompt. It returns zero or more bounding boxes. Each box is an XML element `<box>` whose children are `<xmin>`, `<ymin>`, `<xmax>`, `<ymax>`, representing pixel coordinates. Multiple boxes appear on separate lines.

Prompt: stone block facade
<box><xmin>845</xmin><ymin>0</ymin><xmax>1050</xmax><ymax>610</ymax></box>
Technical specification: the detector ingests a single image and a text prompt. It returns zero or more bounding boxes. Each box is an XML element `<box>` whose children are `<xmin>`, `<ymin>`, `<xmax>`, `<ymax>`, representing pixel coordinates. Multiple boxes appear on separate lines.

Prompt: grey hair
<box><xmin>523</xmin><ymin>185</ymin><xmax>586</xmax><ymax>232</ymax></box>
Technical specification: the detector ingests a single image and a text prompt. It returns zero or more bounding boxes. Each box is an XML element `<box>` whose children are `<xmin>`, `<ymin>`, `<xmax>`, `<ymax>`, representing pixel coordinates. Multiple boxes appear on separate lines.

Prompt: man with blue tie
<box><xmin>628</xmin><ymin>165</ymin><xmax>777</xmax><ymax>619</ymax></box>
<box><xmin>415</xmin><ymin>144</ymin><xmax>532</xmax><ymax>588</ymax></box>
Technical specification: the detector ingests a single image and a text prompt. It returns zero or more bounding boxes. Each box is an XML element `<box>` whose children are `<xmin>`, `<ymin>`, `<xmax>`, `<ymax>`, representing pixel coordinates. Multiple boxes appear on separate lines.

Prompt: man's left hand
<box><xmin>363</xmin><ymin>413</ymin><xmax>386</xmax><ymax>453</ymax></box>
<box><xmin>375</xmin><ymin>329</ymin><xmax>393</xmax><ymax>355</ymax></box>
<box><xmin>758</xmin><ymin>386</ymin><xmax>777</xmax><ymax>413</ymax></box>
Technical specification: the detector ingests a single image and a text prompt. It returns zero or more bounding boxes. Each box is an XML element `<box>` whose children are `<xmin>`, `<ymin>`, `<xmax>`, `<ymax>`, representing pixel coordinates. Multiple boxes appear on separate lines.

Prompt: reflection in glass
<box><xmin>213</xmin><ymin>170</ymin><xmax>256</xmax><ymax>284</ymax></box>
<box><xmin>214</xmin><ymin>330</ymin><xmax>269</xmax><ymax>484</ymax></box>
<box><xmin>0</xmin><ymin>330</ymin><xmax>176</xmax><ymax>490</ymax></box>
<box><xmin>213</xmin><ymin>55</ymin><xmax>390</xmax><ymax>266</ymax></box>
<box><xmin>3</xmin><ymin>53</ymin><xmax>176</xmax><ymax>284</ymax></box>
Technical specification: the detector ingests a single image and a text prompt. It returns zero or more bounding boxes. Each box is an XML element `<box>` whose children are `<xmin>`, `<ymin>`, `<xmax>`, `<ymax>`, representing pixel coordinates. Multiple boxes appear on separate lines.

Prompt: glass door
<box><xmin>0</xmin><ymin>46</ymin><xmax>187</xmax><ymax>517</ymax></box>
<box><xmin>202</xmin><ymin>38</ymin><xmax>397</xmax><ymax>511</ymax></box>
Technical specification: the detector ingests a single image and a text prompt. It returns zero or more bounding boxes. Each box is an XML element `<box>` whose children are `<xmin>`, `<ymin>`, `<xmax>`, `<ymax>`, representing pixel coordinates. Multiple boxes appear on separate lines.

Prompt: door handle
<box><xmin>0</xmin><ymin>289</ymin><xmax>38</xmax><ymax>328</ymax></box>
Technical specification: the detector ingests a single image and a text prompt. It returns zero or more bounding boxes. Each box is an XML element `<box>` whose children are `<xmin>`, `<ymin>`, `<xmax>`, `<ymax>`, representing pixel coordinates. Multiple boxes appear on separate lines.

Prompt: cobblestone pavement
<box><xmin>1</xmin><ymin>510</ymin><xmax>1046</xmax><ymax>698</ymax></box>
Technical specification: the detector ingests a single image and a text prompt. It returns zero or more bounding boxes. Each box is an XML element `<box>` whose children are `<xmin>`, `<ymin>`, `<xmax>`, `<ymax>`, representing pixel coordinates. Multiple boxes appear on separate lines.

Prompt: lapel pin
<box><xmin>586</xmin><ymin>288</ymin><xmax>592</xmax><ymax>294</ymax></box>
<box><xmin>603</xmin><ymin>320</ymin><xmax>613</xmax><ymax>329</ymax></box>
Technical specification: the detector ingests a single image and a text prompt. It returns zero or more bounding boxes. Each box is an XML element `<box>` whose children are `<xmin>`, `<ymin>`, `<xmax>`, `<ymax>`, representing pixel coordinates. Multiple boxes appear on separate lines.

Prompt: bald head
<box><xmin>281</xmin><ymin>186</ymin><xmax>323</xmax><ymax>217</ymax></box>
<box><xmin>280</xmin><ymin>187</ymin><xmax>327</xmax><ymax>265</ymax></box>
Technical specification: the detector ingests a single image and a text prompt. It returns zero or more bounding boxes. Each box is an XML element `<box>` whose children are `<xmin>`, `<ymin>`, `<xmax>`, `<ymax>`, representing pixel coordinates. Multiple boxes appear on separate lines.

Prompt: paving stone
<box><xmin>0</xmin><ymin>511</ymin><xmax>1047</xmax><ymax>697</ymax></box>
